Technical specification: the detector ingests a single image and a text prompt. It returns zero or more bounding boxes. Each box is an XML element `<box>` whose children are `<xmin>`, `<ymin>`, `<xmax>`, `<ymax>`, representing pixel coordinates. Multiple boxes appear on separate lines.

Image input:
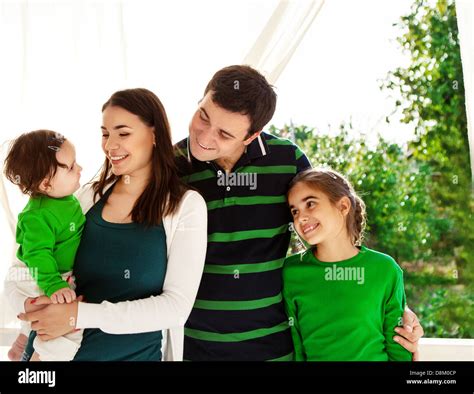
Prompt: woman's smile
<box><xmin>109</xmin><ymin>154</ymin><xmax>130</xmax><ymax>165</ymax></box>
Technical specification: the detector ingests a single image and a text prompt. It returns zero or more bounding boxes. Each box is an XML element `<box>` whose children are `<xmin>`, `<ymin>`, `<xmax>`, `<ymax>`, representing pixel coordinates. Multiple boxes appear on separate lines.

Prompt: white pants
<box><xmin>16</xmin><ymin>270</ymin><xmax>83</xmax><ymax>361</ymax></box>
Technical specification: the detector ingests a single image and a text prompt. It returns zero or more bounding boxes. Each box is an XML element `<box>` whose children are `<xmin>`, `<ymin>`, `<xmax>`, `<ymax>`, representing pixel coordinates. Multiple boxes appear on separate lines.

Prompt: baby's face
<box><xmin>43</xmin><ymin>140</ymin><xmax>82</xmax><ymax>198</ymax></box>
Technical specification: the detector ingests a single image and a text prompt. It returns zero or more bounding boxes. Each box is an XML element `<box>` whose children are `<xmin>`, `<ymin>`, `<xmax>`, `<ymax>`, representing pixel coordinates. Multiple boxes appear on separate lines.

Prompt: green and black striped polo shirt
<box><xmin>175</xmin><ymin>132</ymin><xmax>311</xmax><ymax>361</ymax></box>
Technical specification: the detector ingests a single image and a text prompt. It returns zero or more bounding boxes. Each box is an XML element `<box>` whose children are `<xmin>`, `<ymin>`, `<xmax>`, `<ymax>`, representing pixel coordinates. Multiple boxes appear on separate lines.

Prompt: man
<box><xmin>175</xmin><ymin>65</ymin><xmax>424</xmax><ymax>361</ymax></box>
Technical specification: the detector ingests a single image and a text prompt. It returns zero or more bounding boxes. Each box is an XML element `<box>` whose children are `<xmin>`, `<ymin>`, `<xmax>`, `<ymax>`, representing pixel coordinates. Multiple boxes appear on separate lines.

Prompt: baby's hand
<box><xmin>50</xmin><ymin>288</ymin><xmax>77</xmax><ymax>304</ymax></box>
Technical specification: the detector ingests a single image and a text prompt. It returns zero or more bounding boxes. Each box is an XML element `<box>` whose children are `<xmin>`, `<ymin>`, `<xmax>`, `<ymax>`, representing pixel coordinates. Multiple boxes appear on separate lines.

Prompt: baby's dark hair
<box><xmin>3</xmin><ymin>130</ymin><xmax>67</xmax><ymax>197</ymax></box>
<box><xmin>288</xmin><ymin>168</ymin><xmax>367</xmax><ymax>246</ymax></box>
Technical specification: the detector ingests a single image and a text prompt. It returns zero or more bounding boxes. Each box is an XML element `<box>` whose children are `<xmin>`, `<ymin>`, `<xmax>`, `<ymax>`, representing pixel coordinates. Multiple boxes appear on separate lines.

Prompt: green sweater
<box><xmin>282</xmin><ymin>246</ymin><xmax>412</xmax><ymax>361</ymax></box>
<box><xmin>16</xmin><ymin>194</ymin><xmax>85</xmax><ymax>297</ymax></box>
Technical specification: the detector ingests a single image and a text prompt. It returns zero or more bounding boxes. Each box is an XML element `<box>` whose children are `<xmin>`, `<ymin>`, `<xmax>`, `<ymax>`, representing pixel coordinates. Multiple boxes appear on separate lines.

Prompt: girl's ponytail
<box><xmin>351</xmin><ymin>194</ymin><xmax>366</xmax><ymax>246</ymax></box>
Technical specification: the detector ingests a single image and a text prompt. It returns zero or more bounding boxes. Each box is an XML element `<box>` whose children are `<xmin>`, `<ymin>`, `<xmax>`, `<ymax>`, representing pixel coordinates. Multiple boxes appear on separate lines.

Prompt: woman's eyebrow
<box><xmin>101</xmin><ymin>125</ymin><xmax>133</xmax><ymax>131</ymax></box>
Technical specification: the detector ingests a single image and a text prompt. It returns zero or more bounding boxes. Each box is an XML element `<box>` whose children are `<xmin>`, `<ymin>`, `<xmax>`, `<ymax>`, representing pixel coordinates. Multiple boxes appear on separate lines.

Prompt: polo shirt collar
<box><xmin>246</xmin><ymin>132</ymin><xmax>270</xmax><ymax>160</ymax></box>
<box><xmin>231</xmin><ymin>132</ymin><xmax>271</xmax><ymax>169</ymax></box>
<box><xmin>186</xmin><ymin>132</ymin><xmax>270</xmax><ymax>167</ymax></box>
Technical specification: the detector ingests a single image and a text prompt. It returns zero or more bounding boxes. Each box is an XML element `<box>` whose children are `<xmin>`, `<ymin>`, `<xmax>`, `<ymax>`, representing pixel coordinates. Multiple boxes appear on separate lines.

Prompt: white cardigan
<box><xmin>4</xmin><ymin>182</ymin><xmax>208</xmax><ymax>361</ymax></box>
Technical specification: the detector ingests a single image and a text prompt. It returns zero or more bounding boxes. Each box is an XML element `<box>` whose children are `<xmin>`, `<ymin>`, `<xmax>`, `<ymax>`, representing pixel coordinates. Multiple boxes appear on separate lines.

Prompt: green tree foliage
<box><xmin>381</xmin><ymin>0</ymin><xmax>473</xmax><ymax>278</ymax></box>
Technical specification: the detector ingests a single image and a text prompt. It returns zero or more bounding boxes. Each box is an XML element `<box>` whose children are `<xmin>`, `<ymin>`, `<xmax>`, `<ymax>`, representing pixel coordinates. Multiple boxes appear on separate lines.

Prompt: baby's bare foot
<box><xmin>8</xmin><ymin>333</ymin><xmax>28</xmax><ymax>361</ymax></box>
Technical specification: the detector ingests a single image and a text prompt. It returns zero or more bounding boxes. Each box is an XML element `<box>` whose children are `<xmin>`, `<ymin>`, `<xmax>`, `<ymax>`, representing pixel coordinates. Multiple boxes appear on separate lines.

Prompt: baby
<box><xmin>4</xmin><ymin>130</ymin><xmax>84</xmax><ymax>361</ymax></box>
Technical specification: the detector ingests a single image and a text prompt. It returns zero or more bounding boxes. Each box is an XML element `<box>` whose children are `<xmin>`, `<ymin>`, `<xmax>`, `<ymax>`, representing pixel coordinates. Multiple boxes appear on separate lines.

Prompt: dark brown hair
<box><xmin>3</xmin><ymin>130</ymin><xmax>67</xmax><ymax>197</ymax></box>
<box><xmin>288</xmin><ymin>168</ymin><xmax>367</xmax><ymax>246</ymax></box>
<box><xmin>93</xmin><ymin>88</ymin><xmax>187</xmax><ymax>227</ymax></box>
<box><xmin>204</xmin><ymin>65</ymin><xmax>277</xmax><ymax>138</ymax></box>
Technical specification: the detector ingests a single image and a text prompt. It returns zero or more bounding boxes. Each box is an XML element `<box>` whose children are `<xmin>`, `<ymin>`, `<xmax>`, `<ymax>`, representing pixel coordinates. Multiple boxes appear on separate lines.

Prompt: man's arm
<box><xmin>394</xmin><ymin>305</ymin><xmax>424</xmax><ymax>361</ymax></box>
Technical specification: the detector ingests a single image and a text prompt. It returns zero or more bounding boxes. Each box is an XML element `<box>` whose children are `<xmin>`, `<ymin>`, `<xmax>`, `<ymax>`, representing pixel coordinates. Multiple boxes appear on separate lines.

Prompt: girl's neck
<box><xmin>314</xmin><ymin>236</ymin><xmax>360</xmax><ymax>263</ymax></box>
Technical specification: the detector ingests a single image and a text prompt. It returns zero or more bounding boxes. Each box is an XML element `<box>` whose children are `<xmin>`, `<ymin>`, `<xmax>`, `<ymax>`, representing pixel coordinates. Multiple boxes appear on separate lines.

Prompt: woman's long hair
<box><xmin>93</xmin><ymin>88</ymin><xmax>187</xmax><ymax>226</ymax></box>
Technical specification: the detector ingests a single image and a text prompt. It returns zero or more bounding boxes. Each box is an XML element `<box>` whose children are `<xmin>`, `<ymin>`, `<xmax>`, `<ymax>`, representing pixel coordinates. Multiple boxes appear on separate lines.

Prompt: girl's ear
<box><xmin>38</xmin><ymin>178</ymin><xmax>52</xmax><ymax>194</ymax></box>
<box><xmin>338</xmin><ymin>196</ymin><xmax>352</xmax><ymax>217</ymax></box>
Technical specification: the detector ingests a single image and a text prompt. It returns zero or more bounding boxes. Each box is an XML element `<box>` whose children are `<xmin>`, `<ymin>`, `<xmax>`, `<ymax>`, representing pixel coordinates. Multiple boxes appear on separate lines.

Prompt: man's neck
<box><xmin>215</xmin><ymin>145</ymin><xmax>246</xmax><ymax>172</ymax></box>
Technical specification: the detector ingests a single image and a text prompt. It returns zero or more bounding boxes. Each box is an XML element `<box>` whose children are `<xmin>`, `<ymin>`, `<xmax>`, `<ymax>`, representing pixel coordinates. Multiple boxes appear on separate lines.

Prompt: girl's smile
<box><xmin>302</xmin><ymin>222</ymin><xmax>320</xmax><ymax>235</ymax></box>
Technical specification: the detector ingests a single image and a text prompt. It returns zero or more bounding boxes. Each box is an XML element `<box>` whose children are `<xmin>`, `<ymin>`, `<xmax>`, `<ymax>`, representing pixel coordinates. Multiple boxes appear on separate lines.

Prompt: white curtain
<box><xmin>243</xmin><ymin>0</ymin><xmax>325</xmax><ymax>84</ymax></box>
<box><xmin>455</xmin><ymin>0</ymin><xmax>474</xmax><ymax>184</ymax></box>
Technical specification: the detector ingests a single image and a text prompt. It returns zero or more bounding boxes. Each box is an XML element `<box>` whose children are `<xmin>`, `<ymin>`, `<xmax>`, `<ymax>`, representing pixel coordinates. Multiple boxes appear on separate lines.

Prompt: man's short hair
<box><xmin>204</xmin><ymin>65</ymin><xmax>277</xmax><ymax>138</ymax></box>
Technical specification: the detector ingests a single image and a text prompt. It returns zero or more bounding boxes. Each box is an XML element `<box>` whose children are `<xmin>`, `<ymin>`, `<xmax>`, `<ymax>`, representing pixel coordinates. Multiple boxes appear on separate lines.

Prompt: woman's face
<box><xmin>101</xmin><ymin>105</ymin><xmax>155</xmax><ymax>178</ymax></box>
<box><xmin>288</xmin><ymin>182</ymin><xmax>348</xmax><ymax>246</ymax></box>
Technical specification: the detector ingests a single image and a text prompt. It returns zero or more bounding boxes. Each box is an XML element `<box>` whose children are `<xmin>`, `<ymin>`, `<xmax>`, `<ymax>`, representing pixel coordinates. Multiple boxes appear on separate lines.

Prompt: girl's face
<box><xmin>288</xmin><ymin>182</ymin><xmax>349</xmax><ymax>246</ymax></box>
<box><xmin>41</xmin><ymin>139</ymin><xmax>82</xmax><ymax>198</ymax></box>
<box><xmin>101</xmin><ymin>105</ymin><xmax>155</xmax><ymax>178</ymax></box>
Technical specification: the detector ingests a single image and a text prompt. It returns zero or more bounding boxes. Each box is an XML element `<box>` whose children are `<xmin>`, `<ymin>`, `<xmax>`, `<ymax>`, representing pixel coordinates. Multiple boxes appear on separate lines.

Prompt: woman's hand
<box><xmin>393</xmin><ymin>306</ymin><xmax>424</xmax><ymax>360</ymax></box>
<box><xmin>24</xmin><ymin>296</ymin><xmax>52</xmax><ymax>313</ymax></box>
<box><xmin>19</xmin><ymin>296</ymin><xmax>83</xmax><ymax>341</ymax></box>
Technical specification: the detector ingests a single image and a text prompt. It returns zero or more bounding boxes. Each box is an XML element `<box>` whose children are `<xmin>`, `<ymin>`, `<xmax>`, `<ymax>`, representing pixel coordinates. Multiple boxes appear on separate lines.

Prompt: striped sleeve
<box><xmin>295</xmin><ymin>145</ymin><xmax>312</xmax><ymax>173</ymax></box>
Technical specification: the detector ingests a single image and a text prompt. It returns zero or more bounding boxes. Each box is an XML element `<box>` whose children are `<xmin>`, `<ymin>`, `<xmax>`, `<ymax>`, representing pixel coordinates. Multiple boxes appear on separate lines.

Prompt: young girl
<box><xmin>4</xmin><ymin>130</ymin><xmax>84</xmax><ymax>361</ymax></box>
<box><xmin>283</xmin><ymin>168</ymin><xmax>412</xmax><ymax>361</ymax></box>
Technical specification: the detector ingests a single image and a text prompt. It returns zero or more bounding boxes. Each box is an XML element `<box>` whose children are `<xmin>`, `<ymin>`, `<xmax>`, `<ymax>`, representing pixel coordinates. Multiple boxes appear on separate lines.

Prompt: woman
<box><xmin>5</xmin><ymin>88</ymin><xmax>208</xmax><ymax>361</ymax></box>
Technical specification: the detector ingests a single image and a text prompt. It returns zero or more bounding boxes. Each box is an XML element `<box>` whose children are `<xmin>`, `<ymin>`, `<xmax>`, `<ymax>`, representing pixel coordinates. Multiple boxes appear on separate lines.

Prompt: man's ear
<box><xmin>243</xmin><ymin>130</ymin><xmax>262</xmax><ymax>146</ymax></box>
<box><xmin>38</xmin><ymin>178</ymin><xmax>52</xmax><ymax>194</ymax></box>
<box><xmin>338</xmin><ymin>196</ymin><xmax>352</xmax><ymax>217</ymax></box>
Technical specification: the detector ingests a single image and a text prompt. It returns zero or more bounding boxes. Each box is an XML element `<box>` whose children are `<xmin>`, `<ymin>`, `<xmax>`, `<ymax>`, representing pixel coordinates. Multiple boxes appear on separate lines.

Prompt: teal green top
<box><xmin>16</xmin><ymin>194</ymin><xmax>85</xmax><ymax>297</ymax></box>
<box><xmin>282</xmin><ymin>246</ymin><xmax>412</xmax><ymax>361</ymax></box>
<box><xmin>72</xmin><ymin>182</ymin><xmax>167</xmax><ymax>361</ymax></box>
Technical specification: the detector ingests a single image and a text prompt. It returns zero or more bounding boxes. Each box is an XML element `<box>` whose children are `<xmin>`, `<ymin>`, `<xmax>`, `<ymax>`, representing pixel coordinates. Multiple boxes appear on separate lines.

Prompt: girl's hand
<box><xmin>50</xmin><ymin>288</ymin><xmax>77</xmax><ymax>304</ymax></box>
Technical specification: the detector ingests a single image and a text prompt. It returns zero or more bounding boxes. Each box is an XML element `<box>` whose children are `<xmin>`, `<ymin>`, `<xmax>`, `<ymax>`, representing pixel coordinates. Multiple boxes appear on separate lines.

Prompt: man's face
<box><xmin>188</xmin><ymin>91</ymin><xmax>254</xmax><ymax>163</ymax></box>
